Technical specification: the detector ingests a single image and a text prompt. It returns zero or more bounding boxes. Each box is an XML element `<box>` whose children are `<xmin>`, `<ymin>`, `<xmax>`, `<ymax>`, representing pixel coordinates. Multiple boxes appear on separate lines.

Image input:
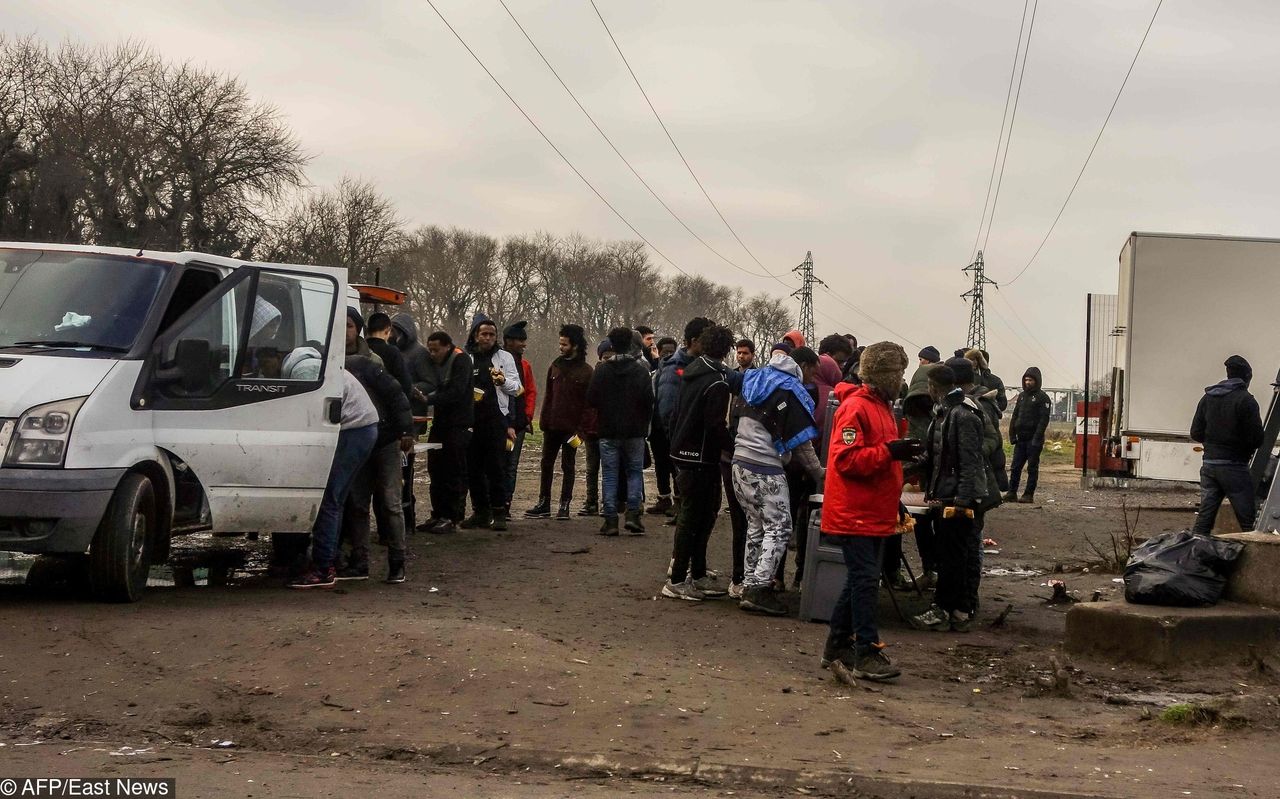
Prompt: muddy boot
<box><xmin>491</xmin><ymin>506</ymin><xmax>509</xmax><ymax>532</ymax></box>
<box><xmin>556</xmin><ymin>501</ymin><xmax>571</xmax><ymax>521</ymax></box>
<box><xmin>386</xmin><ymin>551</ymin><xmax>406</xmax><ymax>584</ymax></box>
<box><xmin>1002</xmin><ymin>490</ymin><xmax>1018</xmax><ymax>503</ymax></box>
<box><xmin>1018</xmin><ymin>493</ymin><xmax>1035</xmax><ymax>504</ymax></box>
<box><xmin>525</xmin><ymin>497</ymin><xmax>552</xmax><ymax>518</ymax></box>
<box><xmin>460</xmin><ymin>508</ymin><xmax>492</xmax><ymax>529</ymax></box>
<box><xmin>624</xmin><ymin>509</ymin><xmax>645</xmax><ymax>534</ymax></box>
<box><xmin>599</xmin><ymin>516</ymin><xmax>620</xmax><ymax>536</ymax></box>
<box><xmin>645</xmin><ymin>495</ymin><xmax>672</xmax><ymax>515</ymax></box>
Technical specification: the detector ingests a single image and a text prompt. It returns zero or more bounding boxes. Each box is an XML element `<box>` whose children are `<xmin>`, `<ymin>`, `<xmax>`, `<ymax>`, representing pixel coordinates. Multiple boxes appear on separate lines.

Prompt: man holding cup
<box><xmin>462</xmin><ymin>314</ymin><xmax>522</xmax><ymax>532</ymax></box>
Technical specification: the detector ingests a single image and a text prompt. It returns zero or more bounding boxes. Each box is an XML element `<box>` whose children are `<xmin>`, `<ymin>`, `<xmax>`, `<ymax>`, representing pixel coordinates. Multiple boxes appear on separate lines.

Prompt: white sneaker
<box><xmin>728</xmin><ymin>582</ymin><xmax>745</xmax><ymax>599</ymax></box>
<box><xmin>661</xmin><ymin>578</ymin><xmax>705</xmax><ymax>602</ymax></box>
<box><xmin>667</xmin><ymin>557</ymin><xmax>673</xmax><ymax>578</ymax></box>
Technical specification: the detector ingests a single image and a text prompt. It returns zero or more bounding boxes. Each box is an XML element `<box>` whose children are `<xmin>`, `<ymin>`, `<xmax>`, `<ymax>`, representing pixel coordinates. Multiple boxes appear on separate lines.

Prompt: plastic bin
<box><xmin>797</xmin><ymin>495</ymin><xmax>848</xmax><ymax>623</ymax></box>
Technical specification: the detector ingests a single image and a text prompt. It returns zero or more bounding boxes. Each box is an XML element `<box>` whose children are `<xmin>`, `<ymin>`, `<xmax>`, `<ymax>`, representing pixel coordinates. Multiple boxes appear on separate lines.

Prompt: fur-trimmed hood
<box><xmin>964</xmin><ymin>348</ymin><xmax>989</xmax><ymax>372</ymax></box>
<box><xmin>858</xmin><ymin>341</ymin><xmax>909</xmax><ymax>397</ymax></box>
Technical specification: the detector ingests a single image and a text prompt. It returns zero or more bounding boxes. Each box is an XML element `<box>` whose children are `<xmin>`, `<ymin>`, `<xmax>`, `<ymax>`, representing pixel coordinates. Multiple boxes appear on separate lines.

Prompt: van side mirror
<box><xmin>174</xmin><ymin>338</ymin><xmax>212</xmax><ymax>393</ymax></box>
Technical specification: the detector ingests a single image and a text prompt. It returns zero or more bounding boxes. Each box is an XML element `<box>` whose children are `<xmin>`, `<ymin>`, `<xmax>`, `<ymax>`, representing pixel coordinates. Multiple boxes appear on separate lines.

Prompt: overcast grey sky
<box><xmin>10</xmin><ymin>1</ymin><xmax>1279</xmax><ymax>385</ymax></box>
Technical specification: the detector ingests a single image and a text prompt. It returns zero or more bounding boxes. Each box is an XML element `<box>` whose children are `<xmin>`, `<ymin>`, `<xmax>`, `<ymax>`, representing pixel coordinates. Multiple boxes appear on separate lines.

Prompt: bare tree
<box><xmin>264</xmin><ymin>177</ymin><xmax>401</xmax><ymax>281</ymax></box>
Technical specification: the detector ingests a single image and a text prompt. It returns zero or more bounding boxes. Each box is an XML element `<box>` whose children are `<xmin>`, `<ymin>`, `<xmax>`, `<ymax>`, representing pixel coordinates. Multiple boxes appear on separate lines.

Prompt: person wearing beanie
<box><xmin>1190</xmin><ymin>354</ymin><xmax>1265</xmax><ymax>534</ymax></box>
<box><xmin>501</xmin><ymin>321</ymin><xmax>537</xmax><ymax>512</ymax></box>
<box><xmin>646</xmin><ymin>336</ymin><xmax>681</xmax><ymax>518</ymax></box>
<box><xmin>771</xmin><ymin>340</ymin><xmax>795</xmax><ymax>356</ymax></box>
<box><xmin>918</xmin><ymin>346</ymin><xmax>940</xmax><ymax>365</ymax></box>
<box><xmin>461</xmin><ymin>313</ymin><xmax>523</xmax><ymax>532</ymax></box>
<box><xmin>526</xmin><ymin>324</ymin><xmax>593</xmax><ymax>521</ymax></box>
<box><xmin>1006</xmin><ymin>367</ymin><xmax>1051</xmax><ymax>503</ymax></box>
<box><xmin>783</xmin><ymin>329</ymin><xmax>806</xmax><ymax>350</ymax></box>
<box><xmin>819</xmin><ymin>341</ymin><xmax>918</xmax><ymax>683</ymax></box>
<box><xmin>911</xmin><ymin>363</ymin><xmax>989</xmax><ymax>633</ymax></box>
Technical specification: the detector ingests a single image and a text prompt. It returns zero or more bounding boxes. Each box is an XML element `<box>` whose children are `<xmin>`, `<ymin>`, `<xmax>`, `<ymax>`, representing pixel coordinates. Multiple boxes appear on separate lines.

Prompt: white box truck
<box><xmin>0</xmin><ymin>242</ymin><xmax>375</xmax><ymax>601</ymax></box>
<box><xmin>1107</xmin><ymin>232</ymin><xmax>1280</xmax><ymax>481</ymax></box>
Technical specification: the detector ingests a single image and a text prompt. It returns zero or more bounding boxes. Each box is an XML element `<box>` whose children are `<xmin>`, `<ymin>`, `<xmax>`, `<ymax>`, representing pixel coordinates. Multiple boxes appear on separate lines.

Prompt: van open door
<box><xmin>133</xmin><ymin>264</ymin><xmax>347</xmax><ymax>532</ymax></box>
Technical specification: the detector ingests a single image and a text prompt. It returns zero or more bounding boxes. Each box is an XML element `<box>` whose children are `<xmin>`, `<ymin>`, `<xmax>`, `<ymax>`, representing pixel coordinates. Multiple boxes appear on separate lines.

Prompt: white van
<box><xmin>0</xmin><ymin>242</ymin><xmax>372</xmax><ymax>601</ymax></box>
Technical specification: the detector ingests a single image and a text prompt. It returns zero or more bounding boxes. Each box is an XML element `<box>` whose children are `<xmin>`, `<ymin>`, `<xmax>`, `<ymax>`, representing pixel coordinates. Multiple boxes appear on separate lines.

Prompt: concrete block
<box><xmin>1218</xmin><ymin>531</ymin><xmax>1280</xmax><ymax>608</ymax></box>
<box><xmin>1065</xmin><ymin>601</ymin><xmax>1280</xmax><ymax>666</ymax></box>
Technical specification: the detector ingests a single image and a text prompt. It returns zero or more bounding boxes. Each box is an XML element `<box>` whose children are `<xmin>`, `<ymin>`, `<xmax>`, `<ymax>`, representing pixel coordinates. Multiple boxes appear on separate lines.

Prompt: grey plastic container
<box><xmin>797</xmin><ymin>496</ymin><xmax>848</xmax><ymax>623</ymax></box>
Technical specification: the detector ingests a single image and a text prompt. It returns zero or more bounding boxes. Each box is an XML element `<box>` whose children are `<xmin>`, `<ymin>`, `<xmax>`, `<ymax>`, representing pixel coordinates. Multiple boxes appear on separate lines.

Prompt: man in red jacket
<box><xmin>819</xmin><ymin>341</ymin><xmax>921</xmax><ymax>682</ymax></box>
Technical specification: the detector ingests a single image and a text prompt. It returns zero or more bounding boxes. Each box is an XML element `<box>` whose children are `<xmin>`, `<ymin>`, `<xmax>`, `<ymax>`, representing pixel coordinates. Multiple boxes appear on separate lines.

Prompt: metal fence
<box><xmin>1085</xmin><ymin>293</ymin><xmax>1119</xmax><ymax>403</ymax></box>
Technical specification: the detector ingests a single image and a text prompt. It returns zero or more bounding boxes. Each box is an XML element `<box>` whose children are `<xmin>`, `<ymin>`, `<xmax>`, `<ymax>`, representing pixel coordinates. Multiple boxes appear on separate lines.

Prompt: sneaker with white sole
<box><xmin>911</xmin><ymin>605</ymin><xmax>952</xmax><ymax>632</ymax></box>
<box><xmin>661</xmin><ymin>579</ymin><xmax>705</xmax><ymax>602</ymax></box>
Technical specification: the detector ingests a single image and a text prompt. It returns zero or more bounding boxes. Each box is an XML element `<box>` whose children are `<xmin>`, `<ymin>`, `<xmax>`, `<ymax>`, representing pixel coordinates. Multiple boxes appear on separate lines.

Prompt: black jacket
<box><xmin>980</xmin><ymin>369</ymin><xmax>1008</xmax><ymax>415</ymax></box>
<box><xmin>368</xmin><ymin>337</ymin><xmax>412</xmax><ymax>400</ymax></box>
<box><xmin>1190</xmin><ymin>378</ymin><xmax>1264</xmax><ymax>462</ymax></box>
<box><xmin>923</xmin><ymin>389</ymin><xmax>991</xmax><ymax>508</ymax></box>
<box><xmin>345</xmin><ymin>355</ymin><xmax>413</xmax><ymax>448</ymax></box>
<box><xmin>425</xmin><ymin>349</ymin><xmax>474</xmax><ymax>431</ymax></box>
<box><xmin>391</xmin><ymin>312</ymin><xmax>432</xmax><ymax>416</ymax></box>
<box><xmin>586</xmin><ymin>355</ymin><xmax>654</xmax><ymax>439</ymax></box>
<box><xmin>668</xmin><ymin>356</ymin><xmax>732</xmax><ymax>469</ymax></box>
<box><xmin>1009</xmin><ymin>367</ymin><xmax>1052</xmax><ymax>445</ymax></box>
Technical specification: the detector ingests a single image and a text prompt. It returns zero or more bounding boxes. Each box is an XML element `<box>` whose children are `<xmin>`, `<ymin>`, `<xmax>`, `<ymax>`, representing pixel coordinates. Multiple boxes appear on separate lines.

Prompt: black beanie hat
<box><xmin>945</xmin><ymin>356</ymin><xmax>975</xmax><ymax>386</ymax></box>
<box><xmin>346</xmin><ymin>306</ymin><xmax>365</xmax><ymax>335</ymax></box>
<box><xmin>1225</xmin><ymin>354</ymin><xmax>1252</xmax><ymax>382</ymax></box>
<box><xmin>503</xmin><ymin>320</ymin><xmax>529</xmax><ymax>340</ymax></box>
<box><xmin>918</xmin><ymin>345</ymin><xmax>940</xmax><ymax>363</ymax></box>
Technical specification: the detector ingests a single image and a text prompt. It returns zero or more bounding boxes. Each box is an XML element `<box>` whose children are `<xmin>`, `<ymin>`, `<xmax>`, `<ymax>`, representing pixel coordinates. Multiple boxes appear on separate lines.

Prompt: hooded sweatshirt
<box><xmin>733</xmin><ymin>352</ymin><xmax>823</xmax><ymax>480</ymax></box>
<box><xmin>391</xmin><ymin>312</ymin><xmax>432</xmax><ymax>416</ymax></box>
<box><xmin>813</xmin><ymin>354</ymin><xmax>843</xmax><ymax>428</ymax></box>
<box><xmin>668</xmin><ymin>355</ymin><xmax>733</xmax><ymax>468</ymax></box>
<box><xmin>1009</xmin><ymin>367</ymin><xmax>1052</xmax><ymax>445</ymax></box>
<box><xmin>585</xmin><ymin>350</ymin><xmax>653</xmax><ymax>439</ymax></box>
<box><xmin>655</xmin><ymin>347</ymin><xmax>693</xmax><ymax>433</ymax></box>
<box><xmin>1190</xmin><ymin>377</ymin><xmax>1264</xmax><ymax>462</ymax></box>
<box><xmin>903</xmin><ymin>363</ymin><xmax>937</xmax><ymax>441</ymax></box>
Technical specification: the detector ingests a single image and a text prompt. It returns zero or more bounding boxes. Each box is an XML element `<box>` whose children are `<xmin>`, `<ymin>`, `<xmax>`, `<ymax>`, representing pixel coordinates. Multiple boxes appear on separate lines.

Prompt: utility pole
<box><xmin>962</xmin><ymin>250</ymin><xmax>996</xmax><ymax>351</ymax></box>
<box><xmin>792</xmin><ymin>251</ymin><xmax>826</xmax><ymax>344</ymax></box>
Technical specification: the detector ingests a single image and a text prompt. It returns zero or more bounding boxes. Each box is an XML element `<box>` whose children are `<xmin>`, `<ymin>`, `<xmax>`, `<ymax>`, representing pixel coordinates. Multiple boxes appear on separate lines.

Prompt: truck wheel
<box><xmin>88</xmin><ymin>473</ymin><xmax>156</xmax><ymax>603</ymax></box>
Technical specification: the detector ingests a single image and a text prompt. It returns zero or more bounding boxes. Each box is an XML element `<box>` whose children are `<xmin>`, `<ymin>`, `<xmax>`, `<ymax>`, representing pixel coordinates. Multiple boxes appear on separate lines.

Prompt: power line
<box><xmin>588</xmin><ymin>0</ymin><xmax>783</xmax><ymax>281</ymax></box>
<box><xmin>992</xmin><ymin>287</ymin><xmax>1074</xmax><ymax>383</ymax></box>
<box><xmin>497</xmin><ymin>0</ymin><xmax>788</xmax><ymax>285</ymax></box>
<box><xmin>970</xmin><ymin>0</ymin><xmax>1031</xmax><ymax>262</ymax></box>
<box><xmin>817</xmin><ymin>285</ymin><xmax>920</xmax><ymax>350</ymax></box>
<box><xmin>981</xmin><ymin>0</ymin><xmax>1038</xmax><ymax>255</ymax></box>
<box><xmin>1004</xmin><ymin>0</ymin><xmax>1164</xmax><ymax>286</ymax></box>
<box><xmin>422</xmin><ymin>0</ymin><xmax>693</xmax><ymax>278</ymax></box>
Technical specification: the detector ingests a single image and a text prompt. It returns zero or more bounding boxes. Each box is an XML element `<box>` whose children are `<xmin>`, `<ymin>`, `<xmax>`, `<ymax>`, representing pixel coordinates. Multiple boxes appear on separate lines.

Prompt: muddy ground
<box><xmin>2</xmin><ymin>462</ymin><xmax>1278</xmax><ymax>798</ymax></box>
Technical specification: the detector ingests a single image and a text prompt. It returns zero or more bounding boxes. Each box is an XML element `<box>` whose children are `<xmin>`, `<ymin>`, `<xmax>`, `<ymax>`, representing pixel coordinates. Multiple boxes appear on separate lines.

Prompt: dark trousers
<box><xmin>827</xmin><ymin>535</ymin><xmax>884</xmax><ymax>655</ymax></box>
<box><xmin>1009</xmin><ymin>441</ymin><xmax>1043</xmax><ymax>496</ymax></box>
<box><xmin>915</xmin><ymin>513</ymin><xmax>937</xmax><ymax>573</ymax></box>
<box><xmin>720</xmin><ymin>461</ymin><xmax>748</xmax><ymax>585</ymax></box>
<box><xmin>467</xmin><ymin>421</ymin><xmax>508</xmax><ymax>513</ymax></box>
<box><xmin>539</xmin><ymin>429</ymin><xmax>578</xmax><ymax>502</ymax></box>
<box><xmin>504</xmin><ymin>428</ymin><xmax>526</xmax><ymax>507</ymax></box>
<box><xmin>341</xmin><ymin>440</ymin><xmax>407</xmax><ymax>569</ymax></box>
<box><xmin>650</xmin><ymin>427</ymin><xmax>674</xmax><ymax>497</ymax></box>
<box><xmin>428</xmin><ymin>425</ymin><xmax>469</xmax><ymax>522</ymax></box>
<box><xmin>934</xmin><ymin>511</ymin><xmax>981</xmax><ymax>615</ymax></box>
<box><xmin>583</xmin><ymin>436</ymin><xmax>600</xmax><ymax>506</ymax></box>
<box><xmin>670</xmin><ymin>466</ymin><xmax>721</xmax><ymax>583</ymax></box>
<box><xmin>310</xmin><ymin>424</ymin><xmax>378</xmax><ymax>570</ymax></box>
<box><xmin>1193</xmin><ymin>461</ymin><xmax>1256</xmax><ymax>534</ymax></box>
<box><xmin>401</xmin><ymin>451</ymin><xmax>417</xmax><ymax>531</ymax></box>
<box><xmin>991</xmin><ymin>446</ymin><xmax>1010</xmax><ymax>492</ymax></box>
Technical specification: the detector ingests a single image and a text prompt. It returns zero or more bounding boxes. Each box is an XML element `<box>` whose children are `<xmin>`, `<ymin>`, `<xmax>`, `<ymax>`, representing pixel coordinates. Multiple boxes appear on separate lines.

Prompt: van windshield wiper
<box><xmin>8</xmin><ymin>340</ymin><xmax>129</xmax><ymax>353</ymax></box>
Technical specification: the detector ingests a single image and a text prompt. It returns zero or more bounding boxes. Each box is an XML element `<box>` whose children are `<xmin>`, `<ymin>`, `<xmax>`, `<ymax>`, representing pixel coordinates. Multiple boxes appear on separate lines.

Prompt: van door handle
<box><xmin>326</xmin><ymin>397</ymin><xmax>342</xmax><ymax>424</ymax></box>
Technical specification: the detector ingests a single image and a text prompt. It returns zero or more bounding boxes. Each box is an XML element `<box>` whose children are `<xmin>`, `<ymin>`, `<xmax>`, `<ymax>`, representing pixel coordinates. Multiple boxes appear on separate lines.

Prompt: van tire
<box><xmin>88</xmin><ymin>473</ymin><xmax>156</xmax><ymax>603</ymax></box>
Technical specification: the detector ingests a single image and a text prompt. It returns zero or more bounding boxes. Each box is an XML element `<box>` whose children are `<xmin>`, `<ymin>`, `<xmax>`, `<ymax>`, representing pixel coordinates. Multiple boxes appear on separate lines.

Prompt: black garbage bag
<box><xmin>1123</xmin><ymin>531</ymin><xmax>1244</xmax><ymax>607</ymax></box>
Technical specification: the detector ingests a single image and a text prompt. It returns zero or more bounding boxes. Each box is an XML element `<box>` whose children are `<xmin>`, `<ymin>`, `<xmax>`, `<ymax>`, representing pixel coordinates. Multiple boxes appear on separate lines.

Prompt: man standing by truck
<box><xmin>1006</xmin><ymin>367</ymin><xmax>1052</xmax><ymax>504</ymax></box>
<box><xmin>1190</xmin><ymin>355</ymin><xmax>1265</xmax><ymax>534</ymax></box>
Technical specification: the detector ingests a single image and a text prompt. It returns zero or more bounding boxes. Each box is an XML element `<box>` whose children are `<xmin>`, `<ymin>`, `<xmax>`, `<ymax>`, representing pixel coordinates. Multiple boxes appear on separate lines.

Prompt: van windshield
<box><xmin>0</xmin><ymin>249</ymin><xmax>169</xmax><ymax>354</ymax></box>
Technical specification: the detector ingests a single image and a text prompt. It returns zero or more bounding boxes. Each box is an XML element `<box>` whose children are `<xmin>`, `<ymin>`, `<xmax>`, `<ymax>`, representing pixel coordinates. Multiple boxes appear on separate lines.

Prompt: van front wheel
<box><xmin>88</xmin><ymin>473</ymin><xmax>155</xmax><ymax>603</ymax></box>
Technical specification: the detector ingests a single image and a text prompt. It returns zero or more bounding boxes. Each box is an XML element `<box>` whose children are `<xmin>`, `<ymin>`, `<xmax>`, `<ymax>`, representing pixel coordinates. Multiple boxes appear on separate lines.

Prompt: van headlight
<box><xmin>4</xmin><ymin>397</ymin><xmax>87</xmax><ymax>467</ymax></box>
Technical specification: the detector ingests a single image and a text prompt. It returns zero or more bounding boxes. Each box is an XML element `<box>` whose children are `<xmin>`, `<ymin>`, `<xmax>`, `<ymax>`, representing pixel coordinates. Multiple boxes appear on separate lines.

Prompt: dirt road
<box><xmin>1</xmin><ymin>464</ymin><xmax>1276</xmax><ymax>798</ymax></box>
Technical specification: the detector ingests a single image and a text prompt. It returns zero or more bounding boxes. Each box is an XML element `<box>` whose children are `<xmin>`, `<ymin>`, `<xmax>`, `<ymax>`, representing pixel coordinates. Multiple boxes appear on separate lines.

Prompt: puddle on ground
<box><xmin>0</xmin><ymin>534</ymin><xmax>276</xmax><ymax>590</ymax></box>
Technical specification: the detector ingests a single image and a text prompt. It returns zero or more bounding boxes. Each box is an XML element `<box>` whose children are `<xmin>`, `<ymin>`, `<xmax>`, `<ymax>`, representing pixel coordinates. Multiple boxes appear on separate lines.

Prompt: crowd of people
<box><xmin>283</xmin><ymin>306</ymin><xmax>1059</xmax><ymax>685</ymax></box>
